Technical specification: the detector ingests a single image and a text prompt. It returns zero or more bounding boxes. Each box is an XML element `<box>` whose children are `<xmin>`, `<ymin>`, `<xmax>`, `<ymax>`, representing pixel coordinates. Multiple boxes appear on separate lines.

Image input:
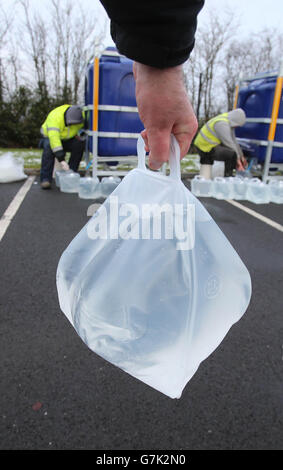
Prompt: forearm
<box><xmin>215</xmin><ymin>122</ymin><xmax>242</xmax><ymax>158</ymax></box>
<box><xmin>47</xmin><ymin>132</ymin><xmax>65</xmax><ymax>161</ymax></box>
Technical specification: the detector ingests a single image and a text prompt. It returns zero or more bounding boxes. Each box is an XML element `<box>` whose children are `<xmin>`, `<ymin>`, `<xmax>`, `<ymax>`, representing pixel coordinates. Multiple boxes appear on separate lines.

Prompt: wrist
<box><xmin>54</xmin><ymin>149</ymin><xmax>65</xmax><ymax>162</ymax></box>
<box><xmin>134</xmin><ymin>62</ymin><xmax>184</xmax><ymax>84</ymax></box>
<box><xmin>133</xmin><ymin>62</ymin><xmax>186</xmax><ymax>102</ymax></box>
<box><xmin>134</xmin><ymin>61</ymin><xmax>183</xmax><ymax>73</ymax></box>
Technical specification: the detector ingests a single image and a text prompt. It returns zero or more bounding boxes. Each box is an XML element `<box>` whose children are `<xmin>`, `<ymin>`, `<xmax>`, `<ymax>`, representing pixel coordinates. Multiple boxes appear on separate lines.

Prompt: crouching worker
<box><xmin>194</xmin><ymin>108</ymin><xmax>247</xmax><ymax>178</ymax></box>
<box><xmin>40</xmin><ymin>104</ymin><xmax>84</xmax><ymax>189</ymax></box>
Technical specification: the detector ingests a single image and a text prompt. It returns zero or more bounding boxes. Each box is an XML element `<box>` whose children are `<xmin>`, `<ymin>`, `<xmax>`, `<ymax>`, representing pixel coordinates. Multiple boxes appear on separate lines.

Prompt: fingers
<box><xmin>146</xmin><ymin>129</ymin><xmax>171</xmax><ymax>170</ymax></box>
<box><xmin>61</xmin><ymin>161</ymin><xmax>70</xmax><ymax>171</ymax></box>
<box><xmin>174</xmin><ymin>131</ymin><xmax>194</xmax><ymax>159</ymax></box>
<box><xmin>141</xmin><ymin>129</ymin><xmax>149</xmax><ymax>152</ymax></box>
<box><xmin>141</xmin><ymin>129</ymin><xmax>193</xmax><ymax>170</ymax></box>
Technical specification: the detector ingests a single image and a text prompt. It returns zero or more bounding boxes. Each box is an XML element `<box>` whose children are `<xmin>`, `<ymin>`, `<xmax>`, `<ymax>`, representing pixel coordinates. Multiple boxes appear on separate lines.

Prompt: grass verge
<box><xmin>0</xmin><ymin>148</ymin><xmax>200</xmax><ymax>174</ymax></box>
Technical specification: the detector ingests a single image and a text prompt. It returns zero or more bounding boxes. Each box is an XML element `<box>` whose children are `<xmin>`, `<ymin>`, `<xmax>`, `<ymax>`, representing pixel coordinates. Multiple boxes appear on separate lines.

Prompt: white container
<box><xmin>212</xmin><ymin>161</ymin><xmax>225</xmax><ymax>178</ymax></box>
<box><xmin>55</xmin><ymin>169</ymin><xmax>73</xmax><ymax>187</ymax></box>
<box><xmin>268</xmin><ymin>180</ymin><xmax>283</xmax><ymax>204</ymax></box>
<box><xmin>191</xmin><ymin>175</ymin><xmax>212</xmax><ymax>197</ymax></box>
<box><xmin>212</xmin><ymin>176</ymin><xmax>234</xmax><ymax>200</ymax></box>
<box><xmin>231</xmin><ymin>176</ymin><xmax>247</xmax><ymax>200</ymax></box>
<box><xmin>246</xmin><ymin>178</ymin><xmax>270</xmax><ymax>204</ymax></box>
<box><xmin>78</xmin><ymin>176</ymin><xmax>100</xmax><ymax>199</ymax></box>
<box><xmin>100</xmin><ymin>176</ymin><xmax>121</xmax><ymax>197</ymax></box>
<box><xmin>60</xmin><ymin>172</ymin><xmax>80</xmax><ymax>193</ymax></box>
<box><xmin>199</xmin><ymin>164</ymin><xmax>212</xmax><ymax>179</ymax></box>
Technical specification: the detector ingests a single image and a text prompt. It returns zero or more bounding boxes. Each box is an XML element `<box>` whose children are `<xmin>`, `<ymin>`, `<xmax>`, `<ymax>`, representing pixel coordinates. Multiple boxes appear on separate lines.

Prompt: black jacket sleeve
<box><xmin>100</xmin><ymin>0</ymin><xmax>204</xmax><ymax>68</ymax></box>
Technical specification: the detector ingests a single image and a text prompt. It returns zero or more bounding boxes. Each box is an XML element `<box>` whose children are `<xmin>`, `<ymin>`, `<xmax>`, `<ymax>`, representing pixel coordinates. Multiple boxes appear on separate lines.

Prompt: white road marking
<box><xmin>226</xmin><ymin>199</ymin><xmax>283</xmax><ymax>233</ymax></box>
<box><xmin>0</xmin><ymin>176</ymin><xmax>36</xmax><ymax>242</ymax></box>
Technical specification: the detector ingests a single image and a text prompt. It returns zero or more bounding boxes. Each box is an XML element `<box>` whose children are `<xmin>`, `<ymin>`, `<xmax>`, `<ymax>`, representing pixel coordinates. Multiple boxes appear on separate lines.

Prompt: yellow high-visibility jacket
<box><xmin>41</xmin><ymin>104</ymin><xmax>84</xmax><ymax>153</ymax></box>
<box><xmin>194</xmin><ymin>112</ymin><xmax>229</xmax><ymax>152</ymax></box>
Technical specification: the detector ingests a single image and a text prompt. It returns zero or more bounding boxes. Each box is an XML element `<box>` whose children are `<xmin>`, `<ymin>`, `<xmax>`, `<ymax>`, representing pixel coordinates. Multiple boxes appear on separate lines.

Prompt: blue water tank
<box><xmin>85</xmin><ymin>48</ymin><xmax>144</xmax><ymax>156</ymax></box>
<box><xmin>235</xmin><ymin>74</ymin><xmax>283</xmax><ymax>163</ymax></box>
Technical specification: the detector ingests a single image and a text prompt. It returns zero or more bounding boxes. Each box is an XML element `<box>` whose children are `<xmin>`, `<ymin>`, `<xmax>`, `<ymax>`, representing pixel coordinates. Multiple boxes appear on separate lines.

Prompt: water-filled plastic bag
<box><xmin>56</xmin><ymin>135</ymin><xmax>252</xmax><ymax>399</ymax></box>
<box><xmin>55</xmin><ymin>169</ymin><xmax>72</xmax><ymax>187</ymax></box>
<box><xmin>191</xmin><ymin>175</ymin><xmax>212</xmax><ymax>197</ymax></box>
<box><xmin>232</xmin><ymin>176</ymin><xmax>248</xmax><ymax>200</ymax></box>
<box><xmin>78</xmin><ymin>176</ymin><xmax>100</xmax><ymax>199</ymax></box>
<box><xmin>268</xmin><ymin>180</ymin><xmax>283</xmax><ymax>204</ymax></box>
<box><xmin>246</xmin><ymin>178</ymin><xmax>270</xmax><ymax>204</ymax></box>
<box><xmin>55</xmin><ymin>169</ymin><xmax>63</xmax><ymax>187</ymax></box>
<box><xmin>0</xmin><ymin>153</ymin><xmax>27</xmax><ymax>183</ymax></box>
<box><xmin>101</xmin><ymin>176</ymin><xmax>121</xmax><ymax>197</ymax></box>
<box><xmin>60</xmin><ymin>171</ymin><xmax>80</xmax><ymax>193</ymax></box>
<box><xmin>212</xmin><ymin>176</ymin><xmax>234</xmax><ymax>200</ymax></box>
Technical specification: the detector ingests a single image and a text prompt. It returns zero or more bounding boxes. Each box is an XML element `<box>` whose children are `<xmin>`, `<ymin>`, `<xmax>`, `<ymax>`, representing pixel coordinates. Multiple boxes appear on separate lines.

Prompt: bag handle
<box><xmin>137</xmin><ymin>133</ymin><xmax>181</xmax><ymax>180</ymax></box>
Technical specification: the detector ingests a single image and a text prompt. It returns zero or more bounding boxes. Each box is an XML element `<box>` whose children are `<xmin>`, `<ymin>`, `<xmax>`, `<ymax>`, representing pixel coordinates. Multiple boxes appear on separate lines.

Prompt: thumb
<box><xmin>147</xmin><ymin>129</ymin><xmax>171</xmax><ymax>170</ymax></box>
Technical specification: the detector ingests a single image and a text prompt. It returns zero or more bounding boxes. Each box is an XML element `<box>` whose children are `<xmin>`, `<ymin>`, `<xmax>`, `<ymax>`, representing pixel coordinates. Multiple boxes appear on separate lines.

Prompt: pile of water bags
<box><xmin>55</xmin><ymin>169</ymin><xmax>121</xmax><ymax>199</ymax></box>
<box><xmin>191</xmin><ymin>175</ymin><xmax>283</xmax><ymax>204</ymax></box>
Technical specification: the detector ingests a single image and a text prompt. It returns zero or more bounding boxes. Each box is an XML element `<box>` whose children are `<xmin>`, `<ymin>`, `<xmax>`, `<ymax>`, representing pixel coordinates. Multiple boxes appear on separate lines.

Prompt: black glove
<box><xmin>53</xmin><ymin>149</ymin><xmax>65</xmax><ymax>162</ymax></box>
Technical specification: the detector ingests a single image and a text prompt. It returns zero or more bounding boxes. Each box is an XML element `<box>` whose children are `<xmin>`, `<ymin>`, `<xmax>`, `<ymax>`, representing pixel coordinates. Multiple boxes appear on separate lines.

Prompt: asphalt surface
<box><xmin>0</xmin><ymin>176</ymin><xmax>282</xmax><ymax>450</ymax></box>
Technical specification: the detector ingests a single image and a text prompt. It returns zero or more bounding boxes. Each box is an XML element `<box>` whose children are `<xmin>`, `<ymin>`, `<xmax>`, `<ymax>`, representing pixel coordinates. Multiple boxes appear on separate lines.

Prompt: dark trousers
<box><xmin>40</xmin><ymin>137</ymin><xmax>84</xmax><ymax>182</ymax></box>
<box><xmin>197</xmin><ymin>145</ymin><xmax>237</xmax><ymax>177</ymax></box>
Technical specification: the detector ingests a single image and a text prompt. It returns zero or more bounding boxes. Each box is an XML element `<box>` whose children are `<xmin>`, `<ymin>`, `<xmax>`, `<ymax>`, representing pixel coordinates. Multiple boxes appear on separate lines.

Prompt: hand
<box><xmin>76</xmin><ymin>130</ymin><xmax>87</xmax><ymax>141</ymax></box>
<box><xmin>241</xmin><ymin>155</ymin><xmax>248</xmax><ymax>168</ymax></box>
<box><xmin>236</xmin><ymin>156</ymin><xmax>247</xmax><ymax>171</ymax></box>
<box><xmin>133</xmin><ymin>62</ymin><xmax>198</xmax><ymax>170</ymax></box>
<box><xmin>61</xmin><ymin>161</ymin><xmax>70</xmax><ymax>171</ymax></box>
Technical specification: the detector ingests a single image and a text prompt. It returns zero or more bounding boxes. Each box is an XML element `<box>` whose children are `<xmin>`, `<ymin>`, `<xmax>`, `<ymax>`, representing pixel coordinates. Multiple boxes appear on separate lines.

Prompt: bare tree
<box><xmin>183</xmin><ymin>45</ymin><xmax>203</xmax><ymax>120</ymax></box>
<box><xmin>0</xmin><ymin>2</ymin><xmax>14</xmax><ymax>101</ymax></box>
<box><xmin>17</xmin><ymin>0</ymin><xmax>106</xmax><ymax>103</ymax></box>
<box><xmin>71</xmin><ymin>11</ymin><xmax>107</xmax><ymax>102</ymax></box>
<box><xmin>50</xmin><ymin>0</ymin><xmax>73</xmax><ymax>100</ymax></box>
<box><xmin>0</xmin><ymin>4</ymin><xmax>12</xmax><ymax>44</ymax></box>
<box><xmin>50</xmin><ymin>0</ymin><xmax>106</xmax><ymax>103</ymax></box>
<box><xmin>199</xmin><ymin>11</ymin><xmax>237</xmax><ymax>119</ymax></box>
<box><xmin>184</xmin><ymin>8</ymin><xmax>238</xmax><ymax>121</ymax></box>
<box><xmin>19</xmin><ymin>0</ymin><xmax>49</xmax><ymax>97</ymax></box>
<box><xmin>222</xmin><ymin>28</ymin><xmax>283</xmax><ymax>110</ymax></box>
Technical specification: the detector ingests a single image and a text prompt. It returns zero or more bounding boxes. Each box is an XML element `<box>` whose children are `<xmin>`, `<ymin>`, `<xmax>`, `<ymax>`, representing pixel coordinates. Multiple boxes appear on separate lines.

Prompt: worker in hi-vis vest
<box><xmin>40</xmin><ymin>104</ymin><xmax>85</xmax><ymax>189</ymax></box>
<box><xmin>194</xmin><ymin>108</ymin><xmax>247</xmax><ymax>178</ymax></box>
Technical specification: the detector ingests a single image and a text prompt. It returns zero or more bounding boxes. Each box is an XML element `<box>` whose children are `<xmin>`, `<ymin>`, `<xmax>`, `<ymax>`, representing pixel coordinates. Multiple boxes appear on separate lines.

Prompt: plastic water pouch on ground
<box><xmin>0</xmin><ymin>153</ymin><xmax>27</xmax><ymax>183</ymax></box>
<box><xmin>56</xmin><ymin>135</ymin><xmax>252</xmax><ymax>399</ymax></box>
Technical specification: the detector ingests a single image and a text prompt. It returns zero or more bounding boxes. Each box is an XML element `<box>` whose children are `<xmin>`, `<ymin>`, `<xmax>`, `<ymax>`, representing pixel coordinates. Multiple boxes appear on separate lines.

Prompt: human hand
<box><xmin>133</xmin><ymin>62</ymin><xmax>198</xmax><ymax>170</ymax></box>
<box><xmin>236</xmin><ymin>156</ymin><xmax>247</xmax><ymax>171</ymax></box>
<box><xmin>61</xmin><ymin>161</ymin><xmax>70</xmax><ymax>171</ymax></box>
<box><xmin>241</xmin><ymin>155</ymin><xmax>248</xmax><ymax>168</ymax></box>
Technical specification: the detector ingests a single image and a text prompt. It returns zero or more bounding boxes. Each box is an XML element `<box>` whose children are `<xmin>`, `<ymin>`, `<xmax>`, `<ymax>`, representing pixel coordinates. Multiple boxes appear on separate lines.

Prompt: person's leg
<box><xmin>196</xmin><ymin>148</ymin><xmax>214</xmax><ymax>178</ymax></box>
<box><xmin>211</xmin><ymin>145</ymin><xmax>237</xmax><ymax>177</ymax></box>
<box><xmin>40</xmin><ymin>138</ymin><xmax>55</xmax><ymax>185</ymax></box>
<box><xmin>63</xmin><ymin>138</ymin><xmax>84</xmax><ymax>172</ymax></box>
<box><xmin>197</xmin><ymin>148</ymin><xmax>214</xmax><ymax>166</ymax></box>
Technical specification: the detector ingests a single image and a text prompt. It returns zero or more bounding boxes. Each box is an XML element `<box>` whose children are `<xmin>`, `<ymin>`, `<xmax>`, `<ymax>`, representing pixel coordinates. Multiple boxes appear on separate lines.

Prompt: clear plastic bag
<box><xmin>100</xmin><ymin>176</ymin><xmax>121</xmax><ymax>197</ymax></box>
<box><xmin>0</xmin><ymin>152</ymin><xmax>27</xmax><ymax>183</ymax></box>
<box><xmin>246</xmin><ymin>177</ymin><xmax>270</xmax><ymax>204</ymax></box>
<box><xmin>60</xmin><ymin>171</ymin><xmax>80</xmax><ymax>193</ymax></box>
<box><xmin>56</xmin><ymin>135</ymin><xmax>252</xmax><ymax>399</ymax></box>
<box><xmin>268</xmin><ymin>180</ymin><xmax>283</xmax><ymax>204</ymax></box>
<box><xmin>191</xmin><ymin>175</ymin><xmax>212</xmax><ymax>197</ymax></box>
<box><xmin>78</xmin><ymin>176</ymin><xmax>100</xmax><ymax>199</ymax></box>
<box><xmin>55</xmin><ymin>169</ymin><xmax>74</xmax><ymax>187</ymax></box>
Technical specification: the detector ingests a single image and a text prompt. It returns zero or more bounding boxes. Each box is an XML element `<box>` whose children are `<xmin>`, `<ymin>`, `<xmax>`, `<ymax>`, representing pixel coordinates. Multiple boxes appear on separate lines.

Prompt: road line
<box><xmin>226</xmin><ymin>199</ymin><xmax>283</xmax><ymax>233</ymax></box>
<box><xmin>0</xmin><ymin>176</ymin><xmax>36</xmax><ymax>242</ymax></box>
